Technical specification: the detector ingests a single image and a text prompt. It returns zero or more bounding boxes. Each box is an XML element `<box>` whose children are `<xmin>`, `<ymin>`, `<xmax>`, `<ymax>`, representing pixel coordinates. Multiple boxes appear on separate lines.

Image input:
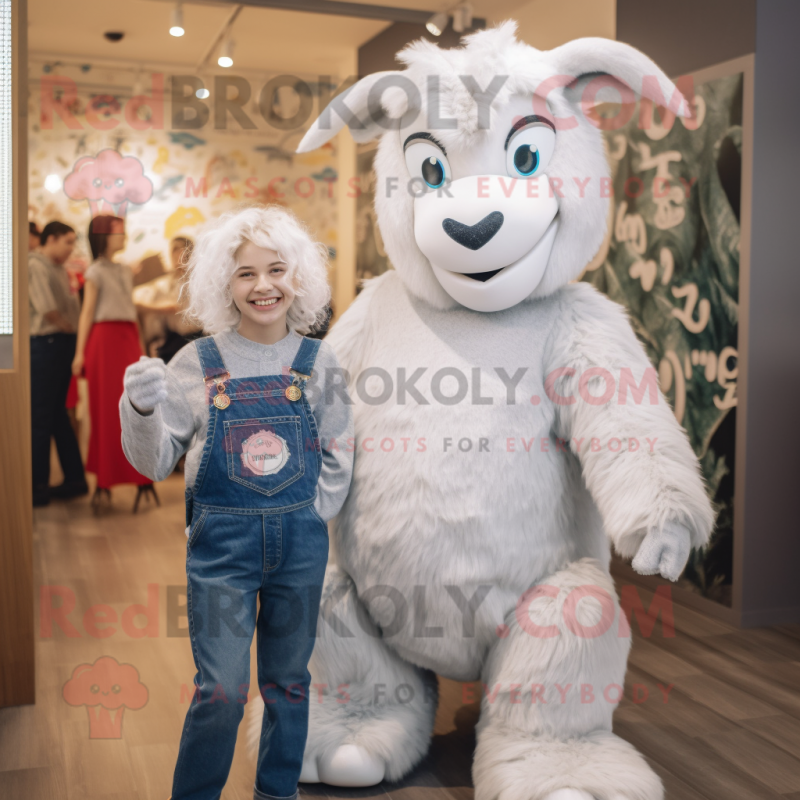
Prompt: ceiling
<box><xmin>28</xmin><ymin>0</ymin><xmax>532</xmax><ymax>76</ymax></box>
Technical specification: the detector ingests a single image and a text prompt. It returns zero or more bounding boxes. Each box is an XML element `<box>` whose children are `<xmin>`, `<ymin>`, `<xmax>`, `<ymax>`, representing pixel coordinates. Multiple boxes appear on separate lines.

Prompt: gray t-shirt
<box><xmin>28</xmin><ymin>252</ymin><xmax>80</xmax><ymax>336</ymax></box>
<box><xmin>85</xmin><ymin>257</ymin><xmax>137</xmax><ymax>322</ymax></box>
<box><xmin>119</xmin><ymin>328</ymin><xmax>354</xmax><ymax>530</ymax></box>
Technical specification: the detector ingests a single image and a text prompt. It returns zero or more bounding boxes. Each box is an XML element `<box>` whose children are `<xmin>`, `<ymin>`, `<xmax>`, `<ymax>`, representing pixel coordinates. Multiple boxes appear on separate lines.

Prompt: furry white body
<box><xmin>249</xmin><ymin>267</ymin><xmax>711</xmax><ymax>800</ymax></box>
<box><xmin>247</xmin><ymin>23</ymin><xmax>715</xmax><ymax>800</ymax></box>
<box><xmin>329</xmin><ymin>270</ymin><xmax>610</xmax><ymax>680</ymax></box>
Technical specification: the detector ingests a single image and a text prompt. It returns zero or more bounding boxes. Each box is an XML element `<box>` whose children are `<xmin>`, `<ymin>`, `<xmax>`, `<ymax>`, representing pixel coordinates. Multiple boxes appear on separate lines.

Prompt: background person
<box><xmin>71</xmin><ymin>215</ymin><xmax>153</xmax><ymax>511</ymax></box>
<box><xmin>29</xmin><ymin>221</ymin><xmax>41</xmax><ymax>253</ymax></box>
<box><xmin>29</xmin><ymin>221</ymin><xmax>88</xmax><ymax>507</ymax></box>
<box><xmin>133</xmin><ymin>236</ymin><xmax>203</xmax><ymax>363</ymax></box>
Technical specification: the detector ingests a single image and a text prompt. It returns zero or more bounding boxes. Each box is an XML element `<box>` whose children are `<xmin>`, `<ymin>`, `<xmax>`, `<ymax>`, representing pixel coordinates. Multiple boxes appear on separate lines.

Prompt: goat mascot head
<box><xmin>298</xmin><ymin>21</ymin><xmax>690</xmax><ymax>313</ymax></box>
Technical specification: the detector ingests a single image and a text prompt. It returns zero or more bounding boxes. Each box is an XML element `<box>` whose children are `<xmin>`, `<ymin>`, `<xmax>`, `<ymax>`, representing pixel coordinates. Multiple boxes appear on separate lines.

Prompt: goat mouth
<box><xmin>428</xmin><ymin>216</ymin><xmax>560</xmax><ymax>313</ymax></box>
<box><xmin>465</xmin><ymin>268</ymin><xmax>503</xmax><ymax>282</ymax></box>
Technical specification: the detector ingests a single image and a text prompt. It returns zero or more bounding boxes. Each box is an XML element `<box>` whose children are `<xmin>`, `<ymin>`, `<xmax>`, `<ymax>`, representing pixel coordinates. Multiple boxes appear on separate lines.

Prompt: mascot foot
<box><xmin>473</xmin><ymin>728</ymin><xmax>662</xmax><ymax>800</ymax></box>
<box><xmin>301</xmin><ymin>745</ymin><xmax>386</xmax><ymax>787</ymax></box>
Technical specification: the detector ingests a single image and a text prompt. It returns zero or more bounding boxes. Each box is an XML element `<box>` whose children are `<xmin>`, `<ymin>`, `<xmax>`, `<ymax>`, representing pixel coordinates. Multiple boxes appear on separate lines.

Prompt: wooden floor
<box><xmin>1</xmin><ymin>472</ymin><xmax>800</xmax><ymax>799</ymax></box>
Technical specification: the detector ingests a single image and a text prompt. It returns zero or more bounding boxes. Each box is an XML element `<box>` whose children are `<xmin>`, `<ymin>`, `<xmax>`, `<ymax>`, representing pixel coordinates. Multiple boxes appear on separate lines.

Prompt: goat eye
<box><xmin>513</xmin><ymin>144</ymin><xmax>539</xmax><ymax>176</ymax></box>
<box><xmin>421</xmin><ymin>156</ymin><xmax>445</xmax><ymax>189</ymax></box>
<box><xmin>505</xmin><ymin>124</ymin><xmax>555</xmax><ymax>179</ymax></box>
<box><xmin>404</xmin><ymin>140</ymin><xmax>451</xmax><ymax>192</ymax></box>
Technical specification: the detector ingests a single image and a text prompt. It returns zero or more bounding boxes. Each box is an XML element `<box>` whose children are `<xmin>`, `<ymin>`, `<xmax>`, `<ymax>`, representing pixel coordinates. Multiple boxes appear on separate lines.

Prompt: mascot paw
<box><xmin>631</xmin><ymin>521</ymin><xmax>692</xmax><ymax>581</ymax></box>
<box><xmin>543</xmin><ymin>791</ymin><xmax>597</xmax><ymax>800</ymax></box>
<box><xmin>301</xmin><ymin>745</ymin><xmax>385</xmax><ymax>787</ymax></box>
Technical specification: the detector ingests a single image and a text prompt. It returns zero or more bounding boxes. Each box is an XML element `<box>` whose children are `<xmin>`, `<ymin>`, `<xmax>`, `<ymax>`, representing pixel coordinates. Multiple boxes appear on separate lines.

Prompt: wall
<box><xmin>359</xmin><ymin>0</ymin><xmax>615</xmax><ymax>77</ymax></box>
<box><xmin>616</xmin><ymin>0</ymin><xmax>755</xmax><ymax>76</ymax></box>
<box><xmin>359</xmin><ymin>21</ymin><xmax>482</xmax><ymax>77</ymax></box>
<box><xmin>739</xmin><ymin>0</ymin><xmax>800</xmax><ymax>626</ymax></box>
<box><xmin>618</xmin><ymin>0</ymin><xmax>800</xmax><ymax>626</ymax></box>
<box><xmin>499</xmin><ymin>0</ymin><xmax>615</xmax><ymax>49</ymax></box>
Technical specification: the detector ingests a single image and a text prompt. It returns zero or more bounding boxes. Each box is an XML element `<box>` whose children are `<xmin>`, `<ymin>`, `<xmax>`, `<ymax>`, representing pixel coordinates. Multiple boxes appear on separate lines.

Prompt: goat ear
<box><xmin>548</xmin><ymin>37</ymin><xmax>691</xmax><ymax>117</ymax></box>
<box><xmin>296</xmin><ymin>71</ymin><xmax>409</xmax><ymax>153</ymax></box>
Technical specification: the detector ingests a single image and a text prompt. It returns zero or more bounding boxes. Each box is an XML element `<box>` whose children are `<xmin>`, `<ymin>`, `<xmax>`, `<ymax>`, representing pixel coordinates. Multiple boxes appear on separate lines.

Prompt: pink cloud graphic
<box><xmin>64</xmin><ymin>148</ymin><xmax>153</xmax><ymax>217</ymax></box>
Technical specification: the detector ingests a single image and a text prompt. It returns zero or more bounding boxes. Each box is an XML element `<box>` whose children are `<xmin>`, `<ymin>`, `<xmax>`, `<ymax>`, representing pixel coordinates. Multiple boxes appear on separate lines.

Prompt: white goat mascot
<box><xmin>250</xmin><ymin>21</ymin><xmax>714</xmax><ymax>800</ymax></box>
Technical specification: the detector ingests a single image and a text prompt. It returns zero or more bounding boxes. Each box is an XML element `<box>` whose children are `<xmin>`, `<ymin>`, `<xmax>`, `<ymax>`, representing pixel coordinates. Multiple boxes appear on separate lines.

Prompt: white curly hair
<box><xmin>183</xmin><ymin>204</ymin><xmax>331</xmax><ymax>334</ymax></box>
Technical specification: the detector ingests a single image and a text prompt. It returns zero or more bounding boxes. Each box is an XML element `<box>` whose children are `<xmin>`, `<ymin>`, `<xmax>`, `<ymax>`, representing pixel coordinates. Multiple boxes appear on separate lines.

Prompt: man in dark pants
<box><xmin>29</xmin><ymin>221</ymin><xmax>88</xmax><ymax>506</ymax></box>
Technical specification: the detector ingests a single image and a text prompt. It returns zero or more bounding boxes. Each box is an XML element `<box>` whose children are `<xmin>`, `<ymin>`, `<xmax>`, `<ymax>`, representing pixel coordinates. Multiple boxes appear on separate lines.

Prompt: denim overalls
<box><xmin>172</xmin><ymin>334</ymin><xmax>329</xmax><ymax>800</ymax></box>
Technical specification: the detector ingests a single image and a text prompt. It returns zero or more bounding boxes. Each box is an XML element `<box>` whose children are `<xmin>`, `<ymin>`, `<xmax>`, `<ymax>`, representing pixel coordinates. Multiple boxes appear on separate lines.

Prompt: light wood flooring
<box><xmin>1</xmin><ymin>472</ymin><xmax>800</xmax><ymax>799</ymax></box>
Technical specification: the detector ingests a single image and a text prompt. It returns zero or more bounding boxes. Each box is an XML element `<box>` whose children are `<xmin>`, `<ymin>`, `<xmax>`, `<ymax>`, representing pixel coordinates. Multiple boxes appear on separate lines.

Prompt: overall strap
<box><xmin>195</xmin><ymin>335</ymin><xmax>230</xmax><ymax>383</ymax></box>
<box><xmin>289</xmin><ymin>336</ymin><xmax>322</xmax><ymax>379</ymax></box>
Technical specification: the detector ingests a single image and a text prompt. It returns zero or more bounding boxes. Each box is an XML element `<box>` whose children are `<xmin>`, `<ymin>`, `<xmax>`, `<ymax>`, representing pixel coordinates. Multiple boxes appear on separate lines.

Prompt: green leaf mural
<box><xmin>585</xmin><ymin>73</ymin><xmax>744</xmax><ymax>605</ymax></box>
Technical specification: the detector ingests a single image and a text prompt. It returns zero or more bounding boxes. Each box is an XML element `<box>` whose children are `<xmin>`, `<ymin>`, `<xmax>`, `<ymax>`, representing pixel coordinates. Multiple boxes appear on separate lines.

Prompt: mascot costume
<box><xmin>249</xmin><ymin>22</ymin><xmax>714</xmax><ymax>800</ymax></box>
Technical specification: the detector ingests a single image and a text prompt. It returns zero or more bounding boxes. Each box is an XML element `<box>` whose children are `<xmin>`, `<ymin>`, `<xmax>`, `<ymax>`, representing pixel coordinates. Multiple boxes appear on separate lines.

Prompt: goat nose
<box><xmin>442</xmin><ymin>211</ymin><xmax>504</xmax><ymax>250</ymax></box>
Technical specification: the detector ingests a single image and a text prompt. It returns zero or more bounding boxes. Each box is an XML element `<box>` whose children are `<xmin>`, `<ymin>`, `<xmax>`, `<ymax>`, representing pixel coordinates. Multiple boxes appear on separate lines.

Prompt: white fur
<box><xmin>247</xmin><ymin>22</ymin><xmax>713</xmax><ymax>798</ymax></box>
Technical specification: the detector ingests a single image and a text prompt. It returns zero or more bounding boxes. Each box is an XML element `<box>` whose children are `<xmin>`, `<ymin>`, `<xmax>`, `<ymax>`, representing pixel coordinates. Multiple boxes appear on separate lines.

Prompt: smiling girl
<box><xmin>118</xmin><ymin>205</ymin><xmax>354</xmax><ymax>800</ymax></box>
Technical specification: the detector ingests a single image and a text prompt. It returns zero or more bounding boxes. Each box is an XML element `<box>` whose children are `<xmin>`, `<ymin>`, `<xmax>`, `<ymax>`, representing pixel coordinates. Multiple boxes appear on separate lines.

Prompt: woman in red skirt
<box><xmin>72</xmin><ymin>215</ymin><xmax>153</xmax><ymax>511</ymax></box>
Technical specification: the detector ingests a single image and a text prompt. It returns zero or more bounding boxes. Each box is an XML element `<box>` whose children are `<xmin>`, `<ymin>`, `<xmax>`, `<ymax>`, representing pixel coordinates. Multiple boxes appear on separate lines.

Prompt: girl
<box><xmin>119</xmin><ymin>205</ymin><xmax>354</xmax><ymax>800</ymax></box>
<box><xmin>72</xmin><ymin>214</ymin><xmax>153</xmax><ymax>511</ymax></box>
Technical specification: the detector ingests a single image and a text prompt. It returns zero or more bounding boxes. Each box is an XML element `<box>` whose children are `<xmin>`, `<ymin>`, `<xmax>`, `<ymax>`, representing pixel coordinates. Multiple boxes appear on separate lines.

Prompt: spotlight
<box><xmin>452</xmin><ymin>3</ymin><xmax>473</xmax><ymax>33</ymax></box>
<box><xmin>196</xmin><ymin>87</ymin><xmax>210</xmax><ymax>99</ymax></box>
<box><xmin>170</xmin><ymin>3</ymin><xmax>185</xmax><ymax>37</ymax></box>
<box><xmin>218</xmin><ymin>37</ymin><xmax>234</xmax><ymax>68</ymax></box>
<box><xmin>426</xmin><ymin>11</ymin><xmax>448</xmax><ymax>36</ymax></box>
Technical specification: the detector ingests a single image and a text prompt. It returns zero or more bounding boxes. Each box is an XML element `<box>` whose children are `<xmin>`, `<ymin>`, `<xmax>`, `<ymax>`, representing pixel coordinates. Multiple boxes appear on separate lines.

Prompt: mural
<box><xmin>582</xmin><ymin>70</ymin><xmax>745</xmax><ymax>606</ymax></box>
<box><xmin>355</xmin><ymin>144</ymin><xmax>390</xmax><ymax>291</ymax></box>
<box><xmin>28</xmin><ymin>70</ymin><xmax>339</xmax><ymax>278</ymax></box>
<box><xmin>63</xmin><ymin>149</ymin><xmax>153</xmax><ymax>217</ymax></box>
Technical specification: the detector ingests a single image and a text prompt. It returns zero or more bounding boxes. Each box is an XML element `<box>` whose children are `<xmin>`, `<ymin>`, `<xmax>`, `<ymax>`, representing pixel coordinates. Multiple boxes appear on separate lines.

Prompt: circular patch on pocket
<box><xmin>240</xmin><ymin>429</ymin><xmax>290</xmax><ymax>477</ymax></box>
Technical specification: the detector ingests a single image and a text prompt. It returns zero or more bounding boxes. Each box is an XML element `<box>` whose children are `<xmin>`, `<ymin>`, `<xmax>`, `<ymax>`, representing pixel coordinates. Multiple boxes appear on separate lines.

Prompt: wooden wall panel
<box><xmin>0</xmin><ymin>0</ymin><xmax>33</xmax><ymax>708</ymax></box>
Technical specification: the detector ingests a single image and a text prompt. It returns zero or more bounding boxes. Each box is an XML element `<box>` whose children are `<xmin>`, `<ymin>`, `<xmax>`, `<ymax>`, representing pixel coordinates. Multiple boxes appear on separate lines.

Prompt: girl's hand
<box><xmin>124</xmin><ymin>356</ymin><xmax>168</xmax><ymax>414</ymax></box>
<box><xmin>71</xmin><ymin>354</ymin><xmax>84</xmax><ymax>377</ymax></box>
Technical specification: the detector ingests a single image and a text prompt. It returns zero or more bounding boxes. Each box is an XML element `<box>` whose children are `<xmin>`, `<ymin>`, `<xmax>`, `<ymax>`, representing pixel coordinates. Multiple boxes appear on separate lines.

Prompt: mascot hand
<box><xmin>631</xmin><ymin>520</ymin><xmax>692</xmax><ymax>582</ymax></box>
<box><xmin>124</xmin><ymin>356</ymin><xmax>167</xmax><ymax>414</ymax></box>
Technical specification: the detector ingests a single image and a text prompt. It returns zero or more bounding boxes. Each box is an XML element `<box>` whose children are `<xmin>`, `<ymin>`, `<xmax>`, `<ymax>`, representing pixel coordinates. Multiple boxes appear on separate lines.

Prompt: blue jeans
<box><xmin>30</xmin><ymin>334</ymin><xmax>86</xmax><ymax>491</ymax></box>
<box><xmin>171</xmin><ymin>502</ymin><xmax>329</xmax><ymax>800</ymax></box>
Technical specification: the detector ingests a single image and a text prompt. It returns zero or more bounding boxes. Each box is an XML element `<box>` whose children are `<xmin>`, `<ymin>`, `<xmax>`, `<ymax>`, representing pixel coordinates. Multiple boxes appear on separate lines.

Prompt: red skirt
<box><xmin>85</xmin><ymin>321</ymin><xmax>152</xmax><ymax>489</ymax></box>
<box><xmin>66</xmin><ymin>376</ymin><xmax>78</xmax><ymax>409</ymax></box>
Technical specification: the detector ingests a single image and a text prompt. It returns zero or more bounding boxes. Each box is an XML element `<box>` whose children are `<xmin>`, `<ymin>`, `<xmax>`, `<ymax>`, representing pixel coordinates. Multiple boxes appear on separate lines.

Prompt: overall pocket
<box><xmin>223</xmin><ymin>416</ymin><xmax>305</xmax><ymax>495</ymax></box>
<box><xmin>187</xmin><ymin>508</ymin><xmax>208</xmax><ymax>548</ymax></box>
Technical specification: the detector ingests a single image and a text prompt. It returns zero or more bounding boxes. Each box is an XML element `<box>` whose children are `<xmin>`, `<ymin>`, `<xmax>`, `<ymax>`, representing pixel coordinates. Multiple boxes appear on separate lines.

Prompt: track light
<box><xmin>218</xmin><ymin>37</ymin><xmax>235</xmax><ymax>68</ymax></box>
<box><xmin>426</xmin><ymin>11</ymin><xmax>448</xmax><ymax>36</ymax></box>
<box><xmin>170</xmin><ymin>3</ymin><xmax>185</xmax><ymax>37</ymax></box>
<box><xmin>452</xmin><ymin>3</ymin><xmax>473</xmax><ymax>33</ymax></box>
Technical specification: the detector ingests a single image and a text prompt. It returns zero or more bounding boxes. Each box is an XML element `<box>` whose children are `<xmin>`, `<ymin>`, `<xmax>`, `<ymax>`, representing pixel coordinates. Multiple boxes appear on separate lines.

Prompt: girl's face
<box><xmin>230</xmin><ymin>242</ymin><xmax>296</xmax><ymax>334</ymax></box>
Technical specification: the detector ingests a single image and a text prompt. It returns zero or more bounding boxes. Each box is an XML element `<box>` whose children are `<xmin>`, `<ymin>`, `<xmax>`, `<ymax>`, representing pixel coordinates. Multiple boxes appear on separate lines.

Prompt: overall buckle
<box><xmin>204</xmin><ymin>371</ymin><xmax>231</xmax><ymax>409</ymax></box>
<box><xmin>285</xmin><ymin>368</ymin><xmax>312</xmax><ymax>402</ymax></box>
